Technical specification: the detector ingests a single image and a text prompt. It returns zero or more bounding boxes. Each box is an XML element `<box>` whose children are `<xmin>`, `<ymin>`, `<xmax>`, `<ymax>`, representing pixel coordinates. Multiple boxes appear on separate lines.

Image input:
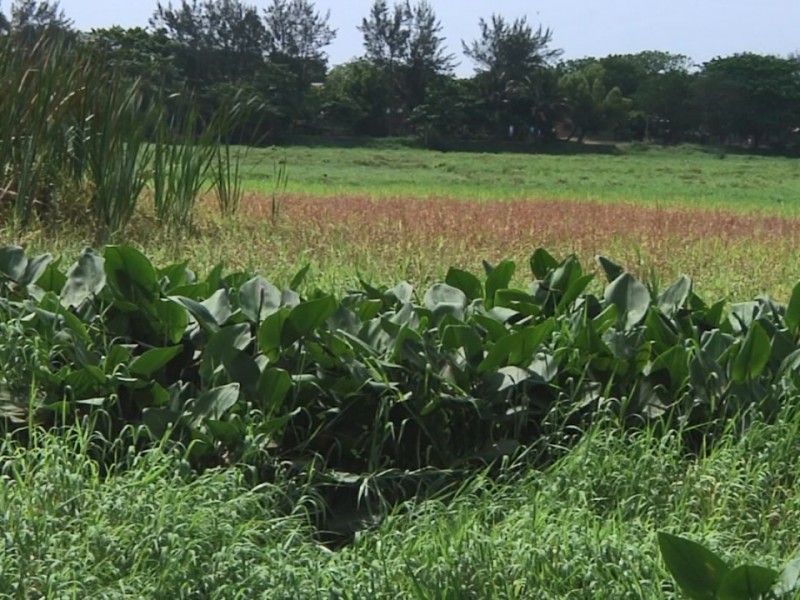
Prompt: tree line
<box><xmin>2</xmin><ymin>0</ymin><xmax>800</xmax><ymax>150</ymax></box>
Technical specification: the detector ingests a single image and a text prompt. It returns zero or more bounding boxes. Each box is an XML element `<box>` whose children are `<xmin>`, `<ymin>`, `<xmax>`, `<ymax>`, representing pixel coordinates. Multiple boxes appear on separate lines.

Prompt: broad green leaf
<box><xmin>239</xmin><ymin>276</ymin><xmax>281</xmax><ymax>323</ymax></box>
<box><xmin>595</xmin><ymin>255</ymin><xmax>624</xmax><ymax>283</ymax></box>
<box><xmin>258</xmin><ymin>309</ymin><xmax>288</xmax><ymax>360</ymax></box>
<box><xmin>773</xmin><ymin>551</ymin><xmax>800</xmax><ymax>596</ymax></box>
<box><xmin>549</xmin><ymin>255</ymin><xmax>583</xmax><ymax>293</ymax></box>
<box><xmin>129</xmin><ymin>346</ymin><xmax>182</xmax><ymax>378</ymax></box>
<box><xmin>21</xmin><ymin>253</ymin><xmax>52</xmax><ymax>287</ymax></box>
<box><xmin>142</xmin><ymin>407</ymin><xmax>181</xmax><ymax>439</ymax></box>
<box><xmin>37</xmin><ymin>260</ymin><xmax>67</xmax><ymax>294</ymax></box>
<box><xmin>785</xmin><ymin>281</ymin><xmax>800</xmax><ymax>335</ymax></box>
<box><xmin>281</xmin><ymin>296</ymin><xmax>338</xmax><ymax>346</ymax></box>
<box><xmin>442</xmin><ymin>324</ymin><xmax>484</xmax><ymax>360</ymax></box>
<box><xmin>60</xmin><ymin>248</ymin><xmax>106</xmax><ymax>308</ymax></box>
<box><xmin>658</xmin><ymin>275</ymin><xmax>692</xmax><ymax>318</ymax></box>
<box><xmin>202</xmin><ymin>323</ymin><xmax>253</xmax><ymax>383</ymax></box>
<box><xmin>485</xmin><ymin>260</ymin><xmax>516</xmax><ymax>309</ymax></box>
<box><xmin>717</xmin><ymin>565</ymin><xmax>779</xmax><ymax>600</ymax></box>
<box><xmin>104</xmin><ymin>245</ymin><xmax>160</xmax><ymax>307</ymax></box>
<box><xmin>387</xmin><ymin>281</ymin><xmax>414</xmax><ymax>305</ymax></box>
<box><xmin>731</xmin><ymin>322</ymin><xmax>771</xmax><ymax>384</ymax></box>
<box><xmin>478</xmin><ymin>319</ymin><xmax>555</xmax><ymax>373</ymax></box>
<box><xmin>530</xmin><ymin>248</ymin><xmax>558</xmax><ymax>280</ymax></box>
<box><xmin>446</xmin><ymin>267</ymin><xmax>483</xmax><ymax>301</ymax></box>
<box><xmin>188</xmin><ymin>383</ymin><xmax>240</xmax><ymax>426</ymax></box>
<box><xmin>424</xmin><ymin>283</ymin><xmax>468</xmax><ymax>323</ymax></box>
<box><xmin>258</xmin><ymin>368</ymin><xmax>292</xmax><ymax>414</ymax></box>
<box><xmin>557</xmin><ymin>273</ymin><xmax>594</xmax><ymax>313</ymax></box>
<box><xmin>157</xmin><ymin>261</ymin><xmax>191</xmax><ymax>290</ymax></box>
<box><xmin>658</xmin><ymin>532</ymin><xmax>730</xmax><ymax>600</ymax></box>
<box><xmin>156</xmin><ymin>298</ymin><xmax>189</xmax><ymax>344</ymax></box>
<box><xmin>201</xmin><ymin>288</ymin><xmax>232</xmax><ymax>326</ymax></box>
<box><xmin>604</xmin><ymin>273</ymin><xmax>650</xmax><ymax>330</ymax></box>
<box><xmin>0</xmin><ymin>246</ymin><xmax>26</xmax><ymax>282</ymax></box>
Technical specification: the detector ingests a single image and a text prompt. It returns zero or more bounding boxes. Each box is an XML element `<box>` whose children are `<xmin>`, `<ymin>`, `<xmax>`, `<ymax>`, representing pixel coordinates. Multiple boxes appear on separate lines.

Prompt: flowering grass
<box><xmin>193</xmin><ymin>193</ymin><xmax>800</xmax><ymax>301</ymax></box>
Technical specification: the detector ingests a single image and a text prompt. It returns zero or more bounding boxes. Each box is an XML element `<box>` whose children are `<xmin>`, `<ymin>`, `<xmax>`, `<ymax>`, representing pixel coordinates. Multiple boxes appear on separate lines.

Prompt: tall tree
<box><xmin>263</xmin><ymin>0</ymin><xmax>335</xmax><ymax>63</ymax></box>
<box><xmin>404</xmin><ymin>1</ymin><xmax>454</xmax><ymax>108</ymax></box>
<box><xmin>1</xmin><ymin>0</ymin><xmax>71</xmax><ymax>36</ymax></box>
<box><xmin>358</xmin><ymin>0</ymin><xmax>453</xmax><ymax>133</ymax></box>
<box><xmin>151</xmin><ymin>0</ymin><xmax>268</xmax><ymax>84</ymax></box>
<box><xmin>462</xmin><ymin>14</ymin><xmax>562</xmax><ymax>138</ymax></box>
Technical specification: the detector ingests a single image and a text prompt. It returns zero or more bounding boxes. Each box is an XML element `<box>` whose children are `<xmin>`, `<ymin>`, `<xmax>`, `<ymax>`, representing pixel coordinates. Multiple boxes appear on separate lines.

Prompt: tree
<box><xmin>463</xmin><ymin>15</ymin><xmax>561</xmax><ymax>84</ymax></box>
<box><xmin>559</xmin><ymin>62</ymin><xmax>630</xmax><ymax>141</ymax></box>
<box><xmin>150</xmin><ymin>0</ymin><xmax>268</xmax><ymax>84</ymax></box>
<box><xmin>322</xmin><ymin>59</ymin><xmax>391</xmax><ymax>135</ymax></box>
<box><xmin>403</xmin><ymin>1</ymin><xmax>454</xmax><ymax>109</ymax></box>
<box><xmin>462</xmin><ymin>14</ymin><xmax>562</xmax><ymax>138</ymax></box>
<box><xmin>0</xmin><ymin>0</ymin><xmax>72</xmax><ymax>36</ymax></box>
<box><xmin>357</xmin><ymin>0</ymin><xmax>454</xmax><ymax>133</ymax></box>
<box><xmin>263</xmin><ymin>0</ymin><xmax>336</xmax><ymax>129</ymax></box>
<box><xmin>694</xmin><ymin>53</ymin><xmax>800</xmax><ymax>146</ymax></box>
<box><xmin>263</xmin><ymin>0</ymin><xmax>335</xmax><ymax>63</ymax></box>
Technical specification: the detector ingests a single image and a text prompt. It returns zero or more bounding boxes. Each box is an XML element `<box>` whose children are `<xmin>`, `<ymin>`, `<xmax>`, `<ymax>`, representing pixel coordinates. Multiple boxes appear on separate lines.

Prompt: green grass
<box><xmin>4</xmin><ymin>141</ymin><xmax>800</xmax><ymax>598</ymax></box>
<box><xmin>3</xmin><ymin>409</ymin><xmax>800</xmax><ymax>598</ymax></box>
<box><xmin>242</xmin><ymin>142</ymin><xmax>800</xmax><ymax>214</ymax></box>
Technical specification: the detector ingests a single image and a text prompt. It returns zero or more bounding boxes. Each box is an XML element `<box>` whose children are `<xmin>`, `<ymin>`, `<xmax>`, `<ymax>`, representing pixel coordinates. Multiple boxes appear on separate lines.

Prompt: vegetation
<box><xmin>3</xmin><ymin>0</ymin><xmax>798</xmax><ymax>149</ymax></box>
<box><xmin>2</xmin><ymin>2</ymin><xmax>800</xmax><ymax>598</ymax></box>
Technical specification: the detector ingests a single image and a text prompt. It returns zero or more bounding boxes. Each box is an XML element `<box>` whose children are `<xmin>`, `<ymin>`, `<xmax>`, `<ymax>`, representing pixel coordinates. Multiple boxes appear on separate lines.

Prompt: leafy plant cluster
<box><xmin>3</xmin><ymin>243</ymin><xmax>800</xmax><ymax>481</ymax></box>
<box><xmin>659</xmin><ymin>532</ymin><xmax>800</xmax><ymax>599</ymax></box>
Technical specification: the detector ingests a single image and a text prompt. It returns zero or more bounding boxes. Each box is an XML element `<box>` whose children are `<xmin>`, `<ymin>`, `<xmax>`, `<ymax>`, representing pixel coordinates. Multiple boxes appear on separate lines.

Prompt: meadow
<box><xmin>4</xmin><ymin>142</ymin><xmax>800</xmax><ymax>599</ymax></box>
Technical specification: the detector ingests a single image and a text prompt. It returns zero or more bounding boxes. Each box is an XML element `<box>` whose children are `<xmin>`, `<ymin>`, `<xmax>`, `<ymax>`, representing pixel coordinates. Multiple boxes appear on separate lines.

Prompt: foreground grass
<box><xmin>3</xmin><ymin>409</ymin><xmax>800</xmax><ymax>598</ymax></box>
<box><xmin>242</xmin><ymin>142</ymin><xmax>800</xmax><ymax>214</ymax></box>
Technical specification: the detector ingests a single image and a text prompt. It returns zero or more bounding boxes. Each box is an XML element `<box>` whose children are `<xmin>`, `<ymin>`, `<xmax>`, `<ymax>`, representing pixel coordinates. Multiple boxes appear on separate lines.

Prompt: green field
<box><xmin>242</xmin><ymin>141</ymin><xmax>800</xmax><ymax>213</ymax></box>
<box><xmin>4</xmin><ymin>143</ymin><xmax>800</xmax><ymax>599</ymax></box>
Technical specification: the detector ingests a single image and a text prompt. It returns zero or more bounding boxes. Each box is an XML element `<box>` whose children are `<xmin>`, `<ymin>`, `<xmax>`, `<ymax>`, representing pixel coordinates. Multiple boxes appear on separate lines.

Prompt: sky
<box><xmin>45</xmin><ymin>0</ymin><xmax>800</xmax><ymax>75</ymax></box>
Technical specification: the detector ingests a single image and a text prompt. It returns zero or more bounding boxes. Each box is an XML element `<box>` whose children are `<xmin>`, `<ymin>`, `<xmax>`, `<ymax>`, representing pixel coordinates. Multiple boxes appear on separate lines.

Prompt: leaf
<box><xmin>258</xmin><ymin>309</ymin><xmax>288</xmax><ymax>360</ymax></box>
<box><xmin>478</xmin><ymin>319</ymin><xmax>555</xmax><ymax>373</ymax></box>
<box><xmin>773</xmin><ymin>550</ymin><xmax>800</xmax><ymax>596</ymax></box>
<box><xmin>188</xmin><ymin>383</ymin><xmax>240</xmax><ymax>426</ymax></box>
<box><xmin>731</xmin><ymin>321</ymin><xmax>771</xmax><ymax>384</ymax></box>
<box><xmin>658</xmin><ymin>275</ymin><xmax>692</xmax><ymax>318</ymax></box>
<box><xmin>0</xmin><ymin>246</ymin><xmax>26</xmax><ymax>282</ymax></box>
<box><xmin>441</xmin><ymin>324</ymin><xmax>483</xmax><ymax>360</ymax></box>
<box><xmin>21</xmin><ymin>253</ymin><xmax>53</xmax><ymax>287</ymax></box>
<box><xmin>785</xmin><ymin>281</ymin><xmax>800</xmax><ymax>335</ymax></box>
<box><xmin>530</xmin><ymin>248</ymin><xmax>558</xmax><ymax>280</ymax></box>
<box><xmin>257</xmin><ymin>368</ymin><xmax>292</xmax><ymax>414</ymax></box>
<box><xmin>424</xmin><ymin>283</ymin><xmax>468</xmax><ymax>323</ymax></box>
<box><xmin>289</xmin><ymin>263</ymin><xmax>310</xmax><ymax>290</ymax></box>
<box><xmin>717</xmin><ymin>565</ymin><xmax>779</xmax><ymax>600</ymax></box>
<box><xmin>386</xmin><ymin>281</ymin><xmax>414</xmax><ymax>305</ymax></box>
<box><xmin>128</xmin><ymin>346</ymin><xmax>182</xmax><ymax>378</ymax></box>
<box><xmin>485</xmin><ymin>260</ymin><xmax>516</xmax><ymax>308</ymax></box>
<box><xmin>595</xmin><ymin>255</ymin><xmax>624</xmax><ymax>283</ymax></box>
<box><xmin>156</xmin><ymin>298</ymin><xmax>189</xmax><ymax>344</ymax></box>
<box><xmin>201</xmin><ymin>288</ymin><xmax>232</xmax><ymax>326</ymax></box>
<box><xmin>658</xmin><ymin>532</ymin><xmax>729</xmax><ymax>600</ymax></box>
<box><xmin>604</xmin><ymin>273</ymin><xmax>650</xmax><ymax>331</ymax></box>
<box><xmin>238</xmin><ymin>276</ymin><xmax>281</xmax><ymax>323</ymax></box>
<box><xmin>446</xmin><ymin>267</ymin><xmax>483</xmax><ymax>301</ymax></box>
<box><xmin>281</xmin><ymin>296</ymin><xmax>338</xmax><ymax>346</ymax></box>
<box><xmin>60</xmin><ymin>248</ymin><xmax>106</xmax><ymax>308</ymax></box>
<box><xmin>104</xmin><ymin>245</ymin><xmax>160</xmax><ymax>307</ymax></box>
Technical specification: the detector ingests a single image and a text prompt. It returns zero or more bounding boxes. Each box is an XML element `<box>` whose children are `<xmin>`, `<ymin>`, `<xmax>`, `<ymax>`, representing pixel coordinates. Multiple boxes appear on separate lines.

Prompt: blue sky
<box><xmin>48</xmin><ymin>0</ymin><xmax>800</xmax><ymax>75</ymax></box>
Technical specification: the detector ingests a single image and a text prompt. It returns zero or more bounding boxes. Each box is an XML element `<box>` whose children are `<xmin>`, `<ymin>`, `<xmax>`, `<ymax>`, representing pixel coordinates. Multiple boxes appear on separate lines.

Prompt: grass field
<box><xmin>242</xmin><ymin>141</ymin><xmax>800</xmax><ymax>213</ymax></box>
<box><xmin>4</xmin><ymin>142</ymin><xmax>800</xmax><ymax>598</ymax></box>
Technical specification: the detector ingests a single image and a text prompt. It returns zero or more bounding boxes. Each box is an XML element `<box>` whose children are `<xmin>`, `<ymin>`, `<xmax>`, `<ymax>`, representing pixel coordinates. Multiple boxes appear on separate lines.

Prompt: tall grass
<box><xmin>0</xmin><ymin>28</ymin><xmax>249</xmax><ymax>241</ymax></box>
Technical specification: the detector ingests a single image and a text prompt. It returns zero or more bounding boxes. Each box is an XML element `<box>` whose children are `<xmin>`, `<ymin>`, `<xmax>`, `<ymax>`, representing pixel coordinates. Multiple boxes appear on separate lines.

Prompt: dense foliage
<box><xmin>3</xmin><ymin>244</ymin><xmax>800</xmax><ymax>486</ymax></box>
<box><xmin>2</xmin><ymin>0</ymin><xmax>797</xmax><ymax>149</ymax></box>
